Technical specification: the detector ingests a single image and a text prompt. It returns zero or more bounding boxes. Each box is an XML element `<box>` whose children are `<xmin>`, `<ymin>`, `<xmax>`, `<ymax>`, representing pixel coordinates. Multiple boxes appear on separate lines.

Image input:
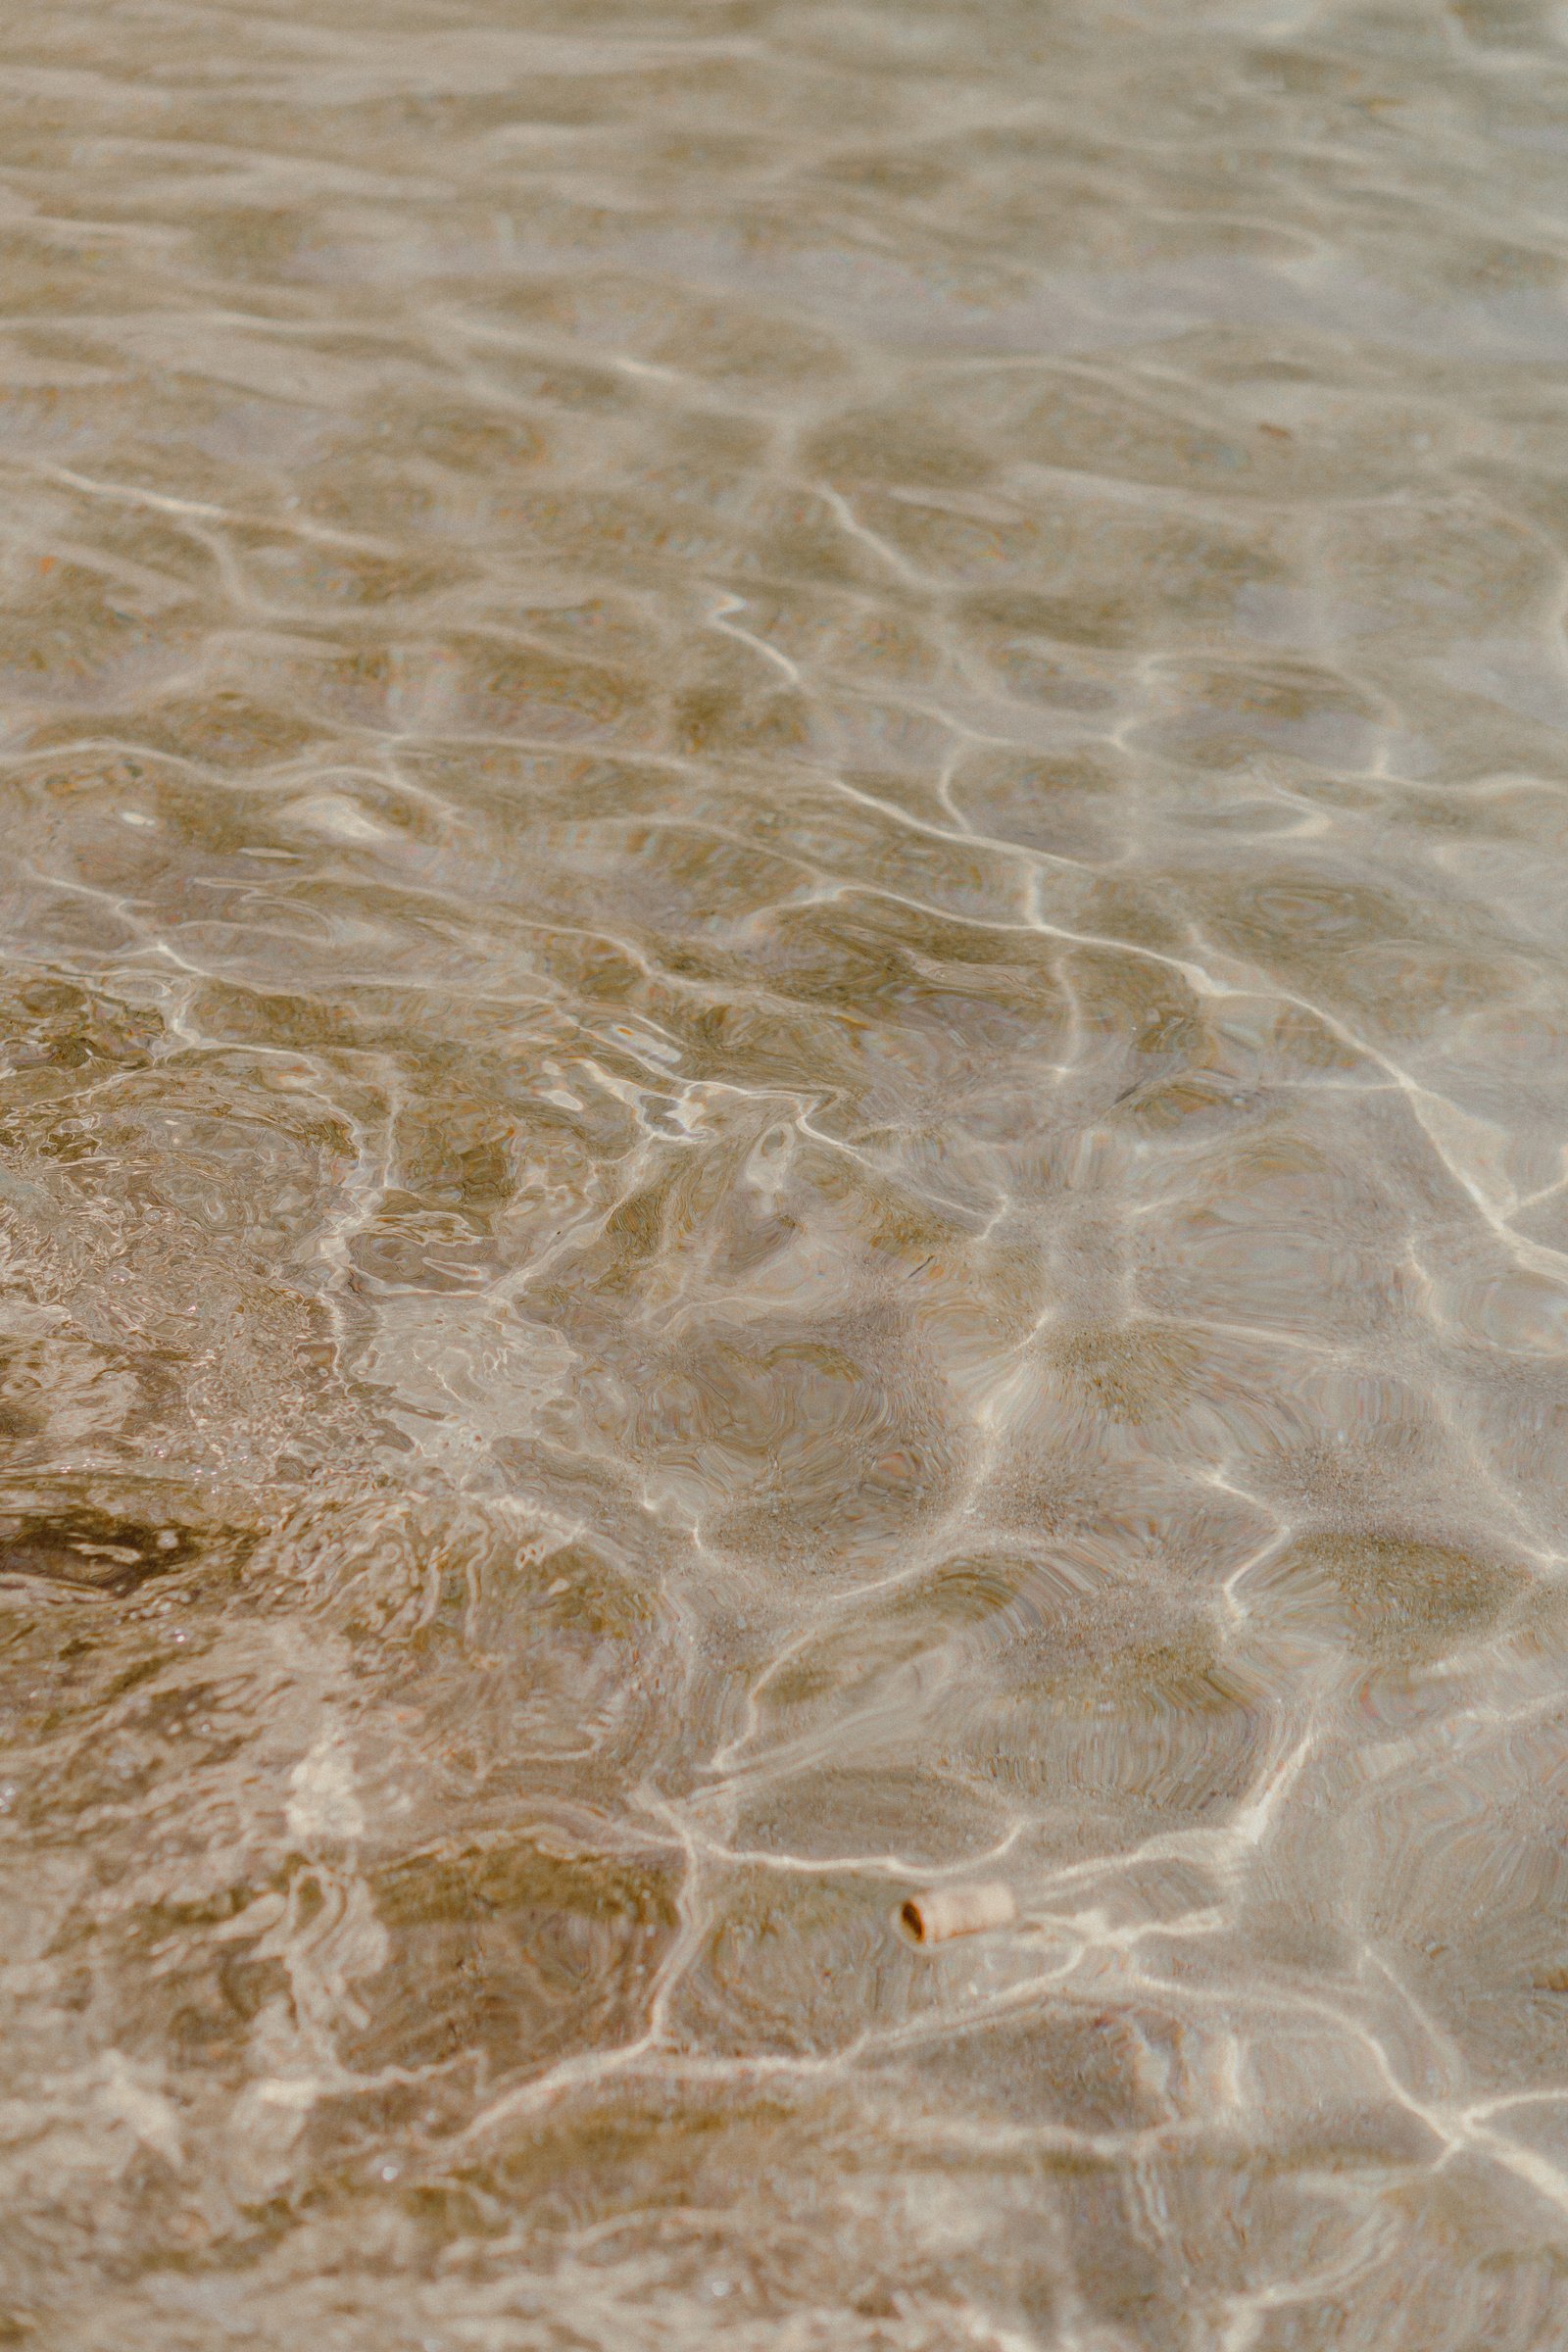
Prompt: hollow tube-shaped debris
<box><xmin>899</xmin><ymin>1881</ymin><xmax>1017</xmax><ymax>1945</ymax></box>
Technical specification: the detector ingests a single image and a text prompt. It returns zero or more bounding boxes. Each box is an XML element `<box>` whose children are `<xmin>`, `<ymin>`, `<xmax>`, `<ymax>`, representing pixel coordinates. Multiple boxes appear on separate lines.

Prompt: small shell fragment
<box><xmin>899</xmin><ymin>1881</ymin><xmax>1017</xmax><ymax>1945</ymax></box>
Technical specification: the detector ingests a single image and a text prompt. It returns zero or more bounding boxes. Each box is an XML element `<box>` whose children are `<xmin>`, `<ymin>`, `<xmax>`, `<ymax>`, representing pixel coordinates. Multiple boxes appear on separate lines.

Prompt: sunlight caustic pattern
<box><xmin>3</xmin><ymin>0</ymin><xmax>1568</xmax><ymax>2344</ymax></box>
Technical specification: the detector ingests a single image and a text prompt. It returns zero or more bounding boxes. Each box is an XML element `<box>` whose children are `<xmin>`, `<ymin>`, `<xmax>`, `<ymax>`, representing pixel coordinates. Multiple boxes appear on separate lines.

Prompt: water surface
<box><xmin>5</xmin><ymin>1</ymin><xmax>1568</xmax><ymax>2344</ymax></box>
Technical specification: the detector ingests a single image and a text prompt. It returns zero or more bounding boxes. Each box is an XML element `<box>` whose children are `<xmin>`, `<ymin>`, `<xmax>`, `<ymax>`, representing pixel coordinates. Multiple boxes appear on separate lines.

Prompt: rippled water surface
<box><xmin>7</xmin><ymin>0</ymin><xmax>1568</xmax><ymax>2343</ymax></box>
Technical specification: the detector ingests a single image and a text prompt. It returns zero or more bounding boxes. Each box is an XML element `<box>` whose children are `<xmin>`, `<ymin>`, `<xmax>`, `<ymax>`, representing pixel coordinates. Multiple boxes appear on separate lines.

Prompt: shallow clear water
<box><xmin>4</xmin><ymin>0</ymin><xmax>1568</xmax><ymax>2343</ymax></box>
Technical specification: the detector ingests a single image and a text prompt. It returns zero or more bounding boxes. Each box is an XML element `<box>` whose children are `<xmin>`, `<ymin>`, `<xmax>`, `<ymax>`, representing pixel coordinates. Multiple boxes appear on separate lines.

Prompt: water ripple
<box><xmin>4</xmin><ymin>0</ymin><xmax>1568</xmax><ymax>2344</ymax></box>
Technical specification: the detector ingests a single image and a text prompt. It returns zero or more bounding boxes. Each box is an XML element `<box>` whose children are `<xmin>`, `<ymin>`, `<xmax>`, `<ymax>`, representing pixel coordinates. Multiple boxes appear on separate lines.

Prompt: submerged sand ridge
<box><xmin>3</xmin><ymin>0</ymin><xmax>1568</xmax><ymax>2344</ymax></box>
